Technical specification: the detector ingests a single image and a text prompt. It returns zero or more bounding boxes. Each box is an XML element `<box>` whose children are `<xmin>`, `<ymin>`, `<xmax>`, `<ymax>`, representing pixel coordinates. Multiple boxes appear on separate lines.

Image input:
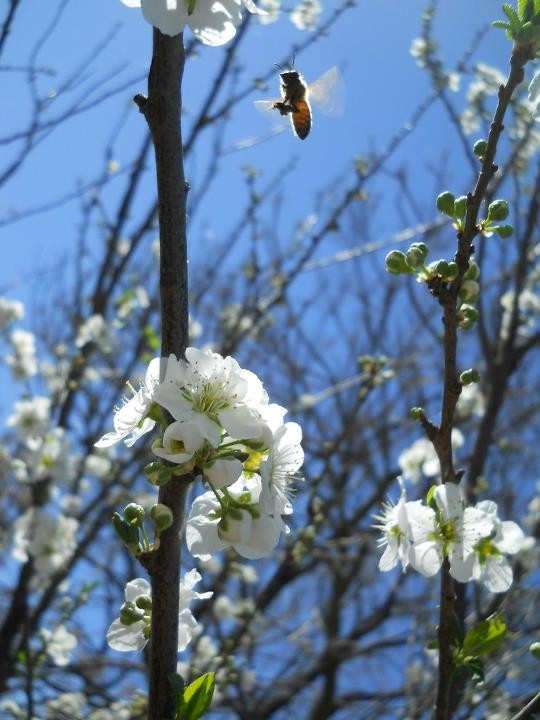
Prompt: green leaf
<box><xmin>492</xmin><ymin>19</ymin><xmax>512</xmax><ymax>30</ymax></box>
<box><xmin>180</xmin><ymin>673</ymin><xmax>216</xmax><ymax>720</ymax></box>
<box><xmin>503</xmin><ymin>2</ymin><xmax>524</xmax><ymax>31</ymax></box>
<box><xmin>462</xmin><ymin>616</ymin><xmax>507</xmax><ymax>658</ymax></box>
<box><xmin>186</xmin><ymin>0</ymin><xmax>197</xmax><ymax>14</ymax></box>
<box><xmin>168</xmin><ymin>672</ymin><xmax>185</xmax><ymax>719</ymax></box>
<box><xmin>494</xmin><ymin>224</ymin><xmax>514</xmax><ymax>238</ymax></box>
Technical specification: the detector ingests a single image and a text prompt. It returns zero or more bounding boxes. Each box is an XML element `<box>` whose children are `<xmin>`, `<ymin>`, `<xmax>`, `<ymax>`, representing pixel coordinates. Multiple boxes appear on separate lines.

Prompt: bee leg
<box><xmin>273</xmin><ymin>101</ymin><xmax>295</xmax><ymax>116</ymax></box>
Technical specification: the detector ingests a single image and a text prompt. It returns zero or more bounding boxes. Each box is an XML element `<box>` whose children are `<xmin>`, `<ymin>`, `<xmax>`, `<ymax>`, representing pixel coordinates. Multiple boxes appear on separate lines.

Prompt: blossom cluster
<box><xmin>375</xmin><ymin>480</ymin><xmax>525</xmax><ymax>593</ymax></box>
<box><xmin>97</xmin><ymin>347</ymin><xmax>303</xmax><ymax>652</ymax></box>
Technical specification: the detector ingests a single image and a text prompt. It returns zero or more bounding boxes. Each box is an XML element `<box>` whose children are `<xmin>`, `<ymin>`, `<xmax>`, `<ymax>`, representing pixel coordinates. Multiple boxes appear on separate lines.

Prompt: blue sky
<box><xmin>1</xmin><ymin>1</ymin><xmax>508</xmax><ymax>293</ymax></box>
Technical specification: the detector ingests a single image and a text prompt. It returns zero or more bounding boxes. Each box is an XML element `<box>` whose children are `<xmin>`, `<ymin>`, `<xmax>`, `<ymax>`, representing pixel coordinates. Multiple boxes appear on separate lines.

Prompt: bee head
<box><xmin>280</xmin><ymin>70</ymin><xmax>300</xmax><ymax>86</ymax></box>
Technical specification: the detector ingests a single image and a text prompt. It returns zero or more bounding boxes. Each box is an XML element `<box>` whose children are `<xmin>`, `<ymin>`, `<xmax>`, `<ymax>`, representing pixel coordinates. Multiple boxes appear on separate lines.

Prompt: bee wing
<box><xmin>308</xmin><ymin>66</ymin><xmax>345</xmax><ymax>117</ymax></box>
<box><xmin>253</xmin><ymin>99</ymin><xmax>281</xmax><ymax>115</ymax></box>
<box><xmin>253</xmin><ymin>98</ymin><xmax>291</xmax><ymax>134</ymax></box>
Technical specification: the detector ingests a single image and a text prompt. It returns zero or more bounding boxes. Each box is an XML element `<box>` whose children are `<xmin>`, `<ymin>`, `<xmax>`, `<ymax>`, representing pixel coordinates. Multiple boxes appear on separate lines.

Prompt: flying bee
<box><xmin>255</xmin><ymin>64</ymin><xmax>344</xmax><ymax>140</ymax></box>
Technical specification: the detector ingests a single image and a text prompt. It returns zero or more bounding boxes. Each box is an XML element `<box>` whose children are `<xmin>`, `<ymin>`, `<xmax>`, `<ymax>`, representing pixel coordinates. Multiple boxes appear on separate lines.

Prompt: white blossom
<box><xmin>40</xmin><ymin>624</ymin><xmax>77</xmax><ymax>666</ymax></box>
<box><xmin>0</xmin><ymin>296</ymin><xmax>24</xmax><ymax>330</ymax></box>
<box><xmin>75</xmin><ymin>314</ymin><xmax>114</xmax><ymax>353</ymax></box>
<box><xmin>398</xmin><ymin>429</ymin><xmax>463</xmax><ymax>483</ymax></box>
<box><xmin>407</xmin><ymin>484</ymin><xmax>493</xmax><ymax>581</ymax></box>
<box><xmin>12</xmin><ymin>509</ymin><xmax>78</xmax><ymax>582</ymax></box>
<box><xmin>258</xmin><ymin>0</ymin><xmax>280</xmax><ymax>23</ymax></box>
<box><xmin>46</xmin><ymin>693</ymin><xmax>85</xmax><ymax>720</ymax></box>
<box><xmin>5</xmin><ymin>329</ymin><xmax>38</xmax><ymax>378</ymax></box>
<box><xmin>121</xmin><ymin>0</ymin><xmax>264</xmax><ymax>45</ymax></box>
<box><xmin>95</xmin><ymin>357</ymin><xmax>165</xmax><ymax>448</ymax></box>
<box><xmin>528</xmin><ymin>70</ymin><xmax>540</xmax><ymax>119</ymax></box>
<box><xmin>470</xmin><ymin>500</ymin><xmax>525</xmax><ymax>592</ymax></box>
<box><xmin>107</xmin><ymin>571</ymin><xmax>212</xmax><ymax>653</ymax></box>
<box><xmin>374</xmin><ymin>479</ymin><xmax>413</xmax><ymax>571</ymax></box>
<box><xmin>7</xmin><ymin>397</ymin><xmax>51</xmax><ymax>440</ymax></box>
<box><xmin>290</xmin><ymin>0</ymin><xmax>321</xmax><ymax>30</ymax></box>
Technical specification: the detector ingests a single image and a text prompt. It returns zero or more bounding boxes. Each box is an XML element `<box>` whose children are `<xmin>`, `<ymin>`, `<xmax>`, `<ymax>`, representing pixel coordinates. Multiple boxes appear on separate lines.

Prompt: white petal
<box><xmin>435</xmin><ymin>483</ymin><xmax>463</xmax><ymax>522</ymax></box>
<box><xmin>479</xmin><ymin>556</ymin><xmax>513</xmax><ymax>593</ymax></box>
<box><xmin>204</xmin><ymin>458</ymin><xmax>243</xmax><ymax>489</ymax></box>
<box><xmin>496</xmin><ymin>521</ymin><xmax>525</xmax><ymax>554</ymax></box>
<box><xmin>106</xmin><ymin>619</ymin><xmax>147</xmax><ymax>652</ymax></box>
<box><xmin>234</xmin><ymin>513</ymin><xmax>281</xmax><ymax>559</ymax></box>
<box><xmin>379</xmin><ymin>542</ymin><xmax>399</xmax><ymax>572</ymax></box>
<box><xmin>177</xmin><ymin>609</ymin><xmax>198</xmax><ymax>651</ymax></box>
<box><xmin>186</xmin><ymin>494</ymin><xmax>227</xmax><ymax>559</ymax></box>
<box><xmin>409</xmin><ymin>541</ymin><xmax>442</xmax><ymax>577</ymax></box>
<box><xmin>125</xmin><ymin>578</ymin><xmax>151</xmax><ymax>602</ymax></box>
<box><xmin>188</xmin><ymin>0</ymin><xmax>241</xmax><ymax>46</ymax></box>
<box><xmin>141</xmin><ymin>0</ymin><xmax>189</xmax><ymax>36</ymax></box>
<box><xmin>449</xmin><ymin>551</ymin><xmax>474</xmax><ymax>583</ymax></box>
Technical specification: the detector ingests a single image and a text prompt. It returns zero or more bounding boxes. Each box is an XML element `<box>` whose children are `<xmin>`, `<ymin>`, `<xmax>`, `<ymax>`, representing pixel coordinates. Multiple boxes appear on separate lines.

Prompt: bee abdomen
<box><xmin>291</xmin><ymin>99</ymin><xmax>312</xmax><ymax>140</ymax></box>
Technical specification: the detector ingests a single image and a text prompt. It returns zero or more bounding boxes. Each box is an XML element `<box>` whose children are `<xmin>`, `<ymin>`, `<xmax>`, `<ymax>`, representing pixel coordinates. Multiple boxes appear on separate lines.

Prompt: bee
<box><xmin>255</xmin><ymin>64</ymin><xmax>344</xmax><ymax>140</ymax></box>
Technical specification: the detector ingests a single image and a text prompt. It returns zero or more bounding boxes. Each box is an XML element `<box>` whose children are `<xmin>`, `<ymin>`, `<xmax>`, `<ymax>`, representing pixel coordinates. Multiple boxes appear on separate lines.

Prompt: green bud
<box><xmin>410</xmin><ymin>406</ymin><xmax>425</xmax><ymax>420</ymax></box>
<box><xmin>487</xmin><ymin>199</ymin><xmax>509</xmax><ymax>222</ymax></box>
<box><xmin>406</xmin><ymin>242</ymin><xmax>429</xmax><ymax>268</ymax></box>
<box><xmin>494</xmin><ymin>224</ymin><xmax>514</xmax><ymax>239</ymax></box>
<box><xmin>124</xmin><ymin>503</ymin><xmax>145</xmax><ymax>525</ymax></box>
<box><xmin>112</xmin><ymin>512</ymin><xmax>139</xmax><ymax>549</ymax></box>
<box><xmin>145</xmin><ymin>461</ymin><xmax>176</xmax><ymax>486</ymax></box>
<box><xmin>464</xmin><ymin>259</ymin><xmax>480</xmax><ymax>280</ymax></box>
<box><xmin>436</xmin><ymin>191</ymin><xmax>455</xmax><ymax>217</ymax></box>
<box><xmin>426</xmin><ymin>485</ymin><xmax>438</xmax><ymax>511</ymax></box>
<box><xmin>460</xmin><ymin>368</ymin><xmax>480</xmax><ymax>385</ymax></box>
<box><xmin>473</xmin><ymin>139</ymin><xmax>488</xmax><ymax>158</ymax></box>
<box><xmin>150</xmin><ymin>503</ymin><xmax>174</xmax><ymax>532</ymax></box>
<box><xmin>458</xmin><ymin>304</ymin><xmax>479</xmax><ymax>330</ymax></box>
<box><xmin>453</xmin><ymin>195</ymin><xmax>467</xmax><ymax>220</ymax></box>
<box><xmin>119</xmin><ymin>601</ymin><xmax>145</xmax><ymax>626</ymax></box>
<box><xmin>135</xmin><ymin>595</ymin><xmax>153</xmax><ymax>611</ymax></box>
<box><xmin>433</xmin><ymin>260</ymin><xmax>458</xmax><ymax>280</ymax></box>
<box><xmin>459</xmin><ymin>280</ymin><xmax>480</xmax><ymax>303</ymax></box>
<box><xmin>385</xmin><ymin>250</ymin><xmax>413</xmax><ymax>275</ymax></box>
<box><xmin>530</xmin><ymin>642</ymin><xmax>540</xmax><ymax>660</ymax></box>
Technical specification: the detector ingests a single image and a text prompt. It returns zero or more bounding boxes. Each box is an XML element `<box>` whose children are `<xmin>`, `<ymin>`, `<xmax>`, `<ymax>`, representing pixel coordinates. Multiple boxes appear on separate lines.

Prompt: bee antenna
<box><xmin>290</xmin><ymin>52</ymin><xmax>296</xmax><ymax>68</ymax></box>
<box><xmin>274</xmin><ymin>62</ymin><xmax>284</xmax><ymax>71</ymax></box>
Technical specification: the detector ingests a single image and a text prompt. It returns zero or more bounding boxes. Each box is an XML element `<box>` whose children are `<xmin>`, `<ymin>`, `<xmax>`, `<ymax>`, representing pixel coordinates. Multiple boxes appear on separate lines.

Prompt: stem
<box><xmin>429</xmin><ymin>47</ymin><xmax>528</xmax><ymax>719</ymax></box>
<box><xmin>135</xmin><ymin>29</ymin><xmax>189</xmax><ymax>720</ymax></box>
<box><xmin>434</xmin><ymin>559</ymin><xmax>455</xmax><ymax>720</ymax></box>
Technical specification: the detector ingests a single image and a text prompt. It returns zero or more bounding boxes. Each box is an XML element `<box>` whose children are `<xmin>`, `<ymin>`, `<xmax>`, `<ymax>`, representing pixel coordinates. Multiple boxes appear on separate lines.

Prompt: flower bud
<box><xmin>112</xmin><ymin>512</ymin><xmax>139</xmax><ymax>550</ymax></box>
<box><xmin>124</xmin><ymin>503</ymin><xmax>145</xmax><ymax>525</ymax></box>
<box><xmin>433</xmin><ymin>260</ymin><xmax>458</xmax><ymax>280</ymax></box>
<box><xmin>487</xmin><ymin>199</ymin><xmax>509</xmax><ymax>222</ymax></box>
<box><xmin>460</xmin><ymin>368</ymin><xmax>480</xmax><ymax>385</ymax></box>
<box><xmin>464</xmin><ymin>259</ymin><xmax>480</xmax><ymax>280</ymax></box>
<box><xmin>410</xmin><ymin>406</ymin><xmax>425</xmax><ymax>420</ymax></box>
<box><xmin>119</xmin><ymin>601</ymin><xmax>145</xmax><ymax>626</ymax></box>
<box><xmin>530</xmin><ymin>642</ymin><xmax>540</xmax><ymax>660</ymax></box>
<box><xmin>459</xmin><ymin>280</ymin><xmax>480</xmax><ymax>303</ymax></box>
<box><xmin>145</xmin><ymin>461</ymin><xmax>176</xmax><ymax>486</ymax></box>
<box><xmin>473</xmin><ymin>139</ymin><xmax>488</xmax><ymax>158</ymax></box>
<box><xmin>150</xmin><ymin>503</ymin><xmax>173</xmax><ymax>532</ymax></box>
<box><xmin>453</xmin><ymin>195</ymin><xmax>467</xmax><ymax>220</ymax></box>
<box><xmin>458</xmin><ymin>304</ymin><xmax>479</xmax><ymax>330</ymax></box>
<box><xmin>436</xmin><ymin>191</ymin><xmax>455</xmax><ymax>217</ymax></box>
<box><xmin>406</xmin><ymin>242</ymin><xmax>429</xmax><ymax>268</ymax></box>
<box><xmin>135</xmin><ymin>594</ymin><xmax>153</xmax><ymax>611</ymax></box>
<box><xmin>385</xmin><ymin>250</ymin><xmax>412</xmax><ymax>275</ymax></box>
